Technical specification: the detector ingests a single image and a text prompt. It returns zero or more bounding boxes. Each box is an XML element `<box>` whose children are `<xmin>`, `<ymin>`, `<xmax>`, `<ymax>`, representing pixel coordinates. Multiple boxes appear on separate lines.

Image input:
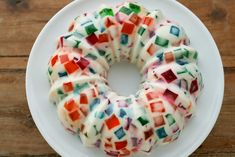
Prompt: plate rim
<box><xmin>26</xmin><ymin>0</ymin><xmax>225</xmax><ymax>157</ymax></box>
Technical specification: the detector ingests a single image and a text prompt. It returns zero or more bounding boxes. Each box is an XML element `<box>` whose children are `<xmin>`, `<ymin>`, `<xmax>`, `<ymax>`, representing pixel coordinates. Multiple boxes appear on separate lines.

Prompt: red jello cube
<box><xmin>129</xmin><ymin>14</ymin><xmax>141</xmax><ymax>26</ymax></box>
<box><xmin>146</xmin><ymin>91</ymin><xmax>159</xmax><ymax>101</ymax></box>
<box><xmin>105</xmin><ymin>114</ymin><xmax>120</xmax><ymax>130</ymax></box>
<box><xmin>115</xmin><ymin>141</ymin><xmax>127</xmax><ymax>150</ymax></box>
<box><xmin>91</xmin><ymin>88</ymin><xmax>97</xmax><ymax>97</ymax></box>
<box><xmin>51</xmin><ymin>55</ymin><xmax>58</xmax><ymax>66</ymax></box>
<box><xmin>121</xmin><ymin>22</ymin><xmax>135</xmax><ymax>35</ymax></box>
<box><xmin>69</xmin><ymin>110</ymin><xmax>80</xmax><ymax>121</ymax></box>
<box><xmin>147</xmin><ymin>43</ymin><xmax>157</xmax><ymax>56</ymax></box>
<box><xmin>190</xmin><ymin>79</ymin><xmax>199</xmax><ymax>94</ymax></box>
<box><xmin>144</xmin><ymin>128</ymin><xmax>154</xmax><ymax>140</ymax></box>
<box><xmin>99</xmin><ymin>33</ymin><xmax>109</xmax><ymax>43</ymax></box>
<box><xmin>161</xmin><ymin>69</ymin><xmax>177</xmax><ymax>83</ymax></box>
<box><xmin>104</xmin><ymin>142</ymin><xmax>113</xmax><ymax>148</ymax></box>
<box><xmin>105</xmin><ymin>18</ymin><xmax>115</xmax><ymax>28</ymax></box>
<box><xmin>163</xmin><ymin>89</ymin><xmax>178</xmax><ymax>103</ymax></box>
<box><xmin>63</xmin><ymin>82</ymin><xmax>73</xmax><ymax>92</ymax></box>
<box><xmin>80</xmin><ymin>93</ymin><xmax>88</xmax><ymax>104</ymax></box>
<box><xmin>76</xmin><ymin>57</ymin><xmax>90</xmax><ymax>70</ymax></box>
<box><xmin>64</xmin><ymin>99</ymin><xmax>77</xmax><ymax>112</ymax></box>
<box><xmin>86</xmin><ymin>33</ymin><xmax>99</xmax><ymax>45</ymax></box>
<box><xmin>64</xmin><ymin>60</ymin><xmax>79</xmax><ymax>74</ymax></box>
<box><xmin>143</xmin><ymin>17</ymin><xmax>154</xmax><ymax>26</ymax></box>
<box><xmin>60</xmin><ymin>54</ymin><xmax>69</xmax><ymax>64</ymax></box>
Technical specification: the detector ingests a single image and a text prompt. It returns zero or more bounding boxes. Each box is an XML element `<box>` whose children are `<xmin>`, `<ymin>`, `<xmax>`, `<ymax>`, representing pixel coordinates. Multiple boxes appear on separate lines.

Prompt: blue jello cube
<box><xmin>170</xmin><ymin>26</ymin><xmax>180</xmax><ymax>37</ymax></box>
<box><xmin>156</xmin><ymin>127</ymin><xmax>168</xmax><ymax>139</ymax></box>
<box><xmin>105</xmin><ymin>104</ymin><xmax>113</xmax><ymax>116</ymax></box>
<box><xmin>119</xmin><ymin>109</ymin><xmax>127</xmax><ymax>118</ymax></box>
<box><xmin>114</xmin><ymin>127</ymin><xmax>126</xmax><ymax>139</ymax></box>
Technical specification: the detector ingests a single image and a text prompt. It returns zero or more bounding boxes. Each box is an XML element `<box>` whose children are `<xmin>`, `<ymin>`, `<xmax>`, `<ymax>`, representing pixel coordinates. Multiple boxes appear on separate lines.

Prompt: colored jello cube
<box><xmin>85</xmin><ymin>53</ymin><xmax>98</xmax><ymax>60</ymax></box>
<box><xmin>150</xmin><ymin>101</ymin><xmax>165</xmax><ymax>112</ymax></box>
<box><xmin>146</xmin><ymin>91</ymin><xmax>159</xmax><ymax>101</ymax></box>
<box><xmin>105</xmin><ymin>104</ymin><xmax>114</xmax><ymax>116</ymax></box>
<box><xmin>114</xmin><ymin>127</ymin><xmax>126</xmax><ymax>139</ymax></box>
<box><xmin>119</xmin><ymin>109</ymin><xmax>127</xmax><ymax>118</ymax></box>
<box><xmin>144</xmin><ymin>128</ymin><xmax>154</xmax><ymax>140</ymax></box>
<box><xmin>190</xmin><ymin>79</ymin><xmax>199</xmax><ymax>94</ymax></box>
<box><xmin>163</xmin><ymin>89</ymin><xmax>178</xmax><ymax>103</ymax></box>
<box><xmin>86</xmin><ymin>33</ymin><xmax>99</xmax><ymax>45</ymax></box>
<box><xmin>121</xmin><ymin>22</ymin><xmax>135</xmax><ymax>35</ymax></box>
<box><xmin>165</xmin><ymin>52</ymin><xmax>174</xmax><ymax>63</ymax></box>
<box><xmin>89</xmin><ymin>98</ymin><xmax>100</xmax><ymax>111</ymax></box>
<box><xmin>99</xmin><ymin>8</ymin><xmax>114</xmax><ymax>18</ymax></box>
<box><xmin>138</xmin><ymin>26</ymin><xmax>146</xmax><ymax>36</ymax></box>
<box><xmin>115</xmin><ymin>140</ymin><xmax>127</xmax><ymax>150</ymax></box>
<box><xmin>129</xmin><ymin>3</ymin><xmax>141</xmax><ymax>14</ymax></box>
<box><xmin>76</xmin><ymin>57</ymin><xmax>90</xmax><ymax>70</ymax></box>
<box><xmin>51</xmin><ymin>55</ymin><xmax>58</xmax><ymax>66</ymax></box>
<box><xmin>60</xmin><ymin>54</ymin><xmax>69</xmax><ymax>64</ymax></box>
<box><xmin>165</xmin><ymin>114</ymin><xmax>176</xmax><ymax>126</ymax></box>
<box><xmin>121</xmin><ymin>34</ymin><xmax>129</xmax><ymax>45</ymax></box>
<box><xmin>63</xmin><ymin>82</ymin><xmax>74</xmax><ymax>92</ymax></box>
<box><xmin>105</xmin><ymin>18</ymin><xmax>115</xmax><ymax>28</ymax></box>
<box><xmin>156</xmin><ymin>127</ymin><xmax>168</xmax><ymax>139</ymax></box>
<box><xmin>161</xmin><ymin>69</ymin><xmax>177</xmax><ymax>83</ymax></box>
<box><xmin>98</xmin><ymin>33</ymin><xmax>109</xmax><ymax>43</ymax></box>
<box><xmin>58</xmin><ymin>71</ymin><xmax>68</xmax><ymax>78</ymax></box>
<box><xmin>147</xmin><ymin>43</ymin><xmax>157</xmax><ymax>56</ymax></box>
<box><xmin>170</xmin><ymin>25</ymin><xmax>180</xmax><ymax>37</ymax></box>
<box><xmin>80</xmin><ymin>93</ymin><xmax>88</xmax><ymax>104</ymax></box>
<box><xmin>64</xmin><ymin>99</ymin><xmax>77</xmax><ymax>112</ymax></box>
<box><xmin>137</xmin><ymin>116</ymin><xmax>149</xmax><ymax>126</ymax></box>
<box><xmin>85</xmin><ymin>24</ymin><xmax>98</xmax><ymax>35</ymax></box>
<box><xmin>69</xmin><ymin>110</ymin><xmax>80</xmax><ymax>121</ymax></box>
<box><xmin>64</xmin><ymin>60</ymin><xmax>79</xmax><ymax>74</ymax></box>
<box><xmin>155</xmin><ymin>36</ymin><xmax>169</xmax><ymax>47</ymax></box>
<box><xmin>153</xmin><ymin>115</ymin><xmax>165</xmax><ymax>127</ymax></box>
<box><xmin>143</xmin><ymin>17</ymin><xmax>154</xmax><ymax>26</ymax></box>
<box><xmin>119</xmin><ymin>6</ymin><xmax>132</xmax><ymax>15</ymax></box>
<box><xmin>129</xmin><ymin>14</ymin><xmax>141</xmax><ymax>26</ymax></box>
<box><xmin>105</xmin><ymin>114</ymin><xmax>120</xmax><ymax>130</ymax></box>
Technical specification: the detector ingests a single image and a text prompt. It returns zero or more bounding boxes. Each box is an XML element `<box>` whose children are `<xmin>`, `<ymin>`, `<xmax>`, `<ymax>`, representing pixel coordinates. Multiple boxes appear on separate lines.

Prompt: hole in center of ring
<box><xmin>107</xmin><ymin>61</ymin><xmax>141</xmax><ymax>96</ymax></box>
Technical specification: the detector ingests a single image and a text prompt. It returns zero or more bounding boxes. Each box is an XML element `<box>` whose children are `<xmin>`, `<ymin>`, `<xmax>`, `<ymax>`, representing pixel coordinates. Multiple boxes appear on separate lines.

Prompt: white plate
<box><xmin>26</xmin><ymin>0</ymin><xmax>224</xmax><ymax>157</ymax></box>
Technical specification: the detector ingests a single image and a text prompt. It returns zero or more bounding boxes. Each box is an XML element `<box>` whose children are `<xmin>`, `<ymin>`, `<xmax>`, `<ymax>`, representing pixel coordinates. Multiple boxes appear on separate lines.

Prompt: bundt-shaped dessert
<box><xmin>47</xmin><ymin>2</ymin><xmax>203</xmax><ymax>156</ymax></box>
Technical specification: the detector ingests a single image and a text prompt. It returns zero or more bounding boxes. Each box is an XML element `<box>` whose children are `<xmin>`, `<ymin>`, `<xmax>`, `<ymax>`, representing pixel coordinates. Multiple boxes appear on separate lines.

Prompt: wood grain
<box><xmin>0</xmin><ymin>0</ymin><xmax>234</xmax><ymax>156</ymax></box>
<box><xmin>0</xmin><ymin>0</ymin><xmax>71</xmax><ymax>56</ymax></box>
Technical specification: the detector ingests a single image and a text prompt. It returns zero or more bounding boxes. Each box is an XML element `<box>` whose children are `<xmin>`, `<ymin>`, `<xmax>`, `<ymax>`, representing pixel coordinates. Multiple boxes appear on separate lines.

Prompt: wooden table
<box><xmin>0</xmin><ymin>0</ymin><xmax>234</xmax><ymax>156</ymax></box>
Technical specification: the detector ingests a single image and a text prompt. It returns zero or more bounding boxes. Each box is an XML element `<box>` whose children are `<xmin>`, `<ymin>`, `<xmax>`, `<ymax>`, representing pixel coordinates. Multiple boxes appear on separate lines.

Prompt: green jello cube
<box><xmin>155</xmin><ymin>36</ymin><xmax>169</xmax><ymax>47</ymax></box>
<box><xmin>99</xmin><ymin>8</ymin><xmax>114</xmax><ymax>18</ymax></box>
<box><xmin>138</xmin><ymin>26</ymin><xmax>146</xmax><ymax>36</ymax></box>
<box><xmin>85</xmin><ymin>24</ymin><xmax>98</xmax><ymax>35</ymax></box>
<box><xmin>137</xmin><ymin>116</ymin><xmax>149</xmax><ymax>126</ymax></box>
<box><xmin>165</xmin><ymin>114</ymin><xmax>176</xmax><ymax>126</ymax></box>
<box><xmin>120</xmin><ymin>6</ymin><xmax>132</xmax><ymax>15</ymax></box>
<box><xmin>129</xmin><ymin>3</ymin><xmax>141</xmax><ymax>14</ymax></box>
